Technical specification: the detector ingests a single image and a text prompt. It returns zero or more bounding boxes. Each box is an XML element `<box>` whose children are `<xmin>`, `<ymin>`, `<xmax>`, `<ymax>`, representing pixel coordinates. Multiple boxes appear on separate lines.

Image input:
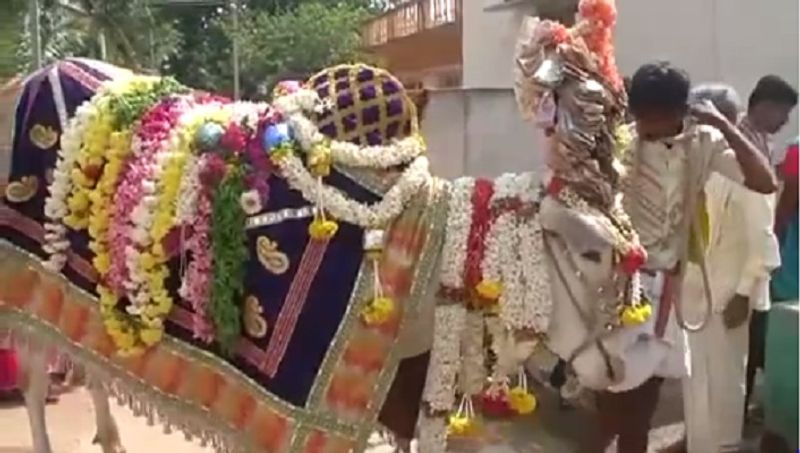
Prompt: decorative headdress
<box><xmin>514</xmin><ymin>0</ymin><xmax>650</xmax><ymax>329</ymax></box>
<box><xmin>514</xmin><ymin>0</ymin><xmax>627</xmax><ymax>209</ymax></box>
<box><xmin>306</xmin><ymin>63</ymin><xmax>419</xmax><ymax>147</ymax></box>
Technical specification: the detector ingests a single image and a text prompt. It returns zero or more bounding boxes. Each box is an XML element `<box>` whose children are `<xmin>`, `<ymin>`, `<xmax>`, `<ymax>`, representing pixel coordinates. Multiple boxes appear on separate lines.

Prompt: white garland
<box><xmin>516</xmin><ymin>215</ymin><xmax>552</xmax><ymax>332</ymax></box>
<box><xmin>174</xmin><ymin>154</ymin><xmax>202</xmax><ymax>225</ymax></box>
<box><xmin>42</xmin><ymin>100</ymin><xmax>97</xmax><ymax>271</ymax></box>
<box><xmin>274</xmin><ymin>88</ymin><xmax>426</xmax><ymax>169</ymax></box>
<box><xmin>438</xmin><ymin>177</ymin><xmax>475</xmax><ymax>289</ymax></box>
<box><xmin>422</xmin><ymin>303</ymin><xmax>467</xmax><ymax>412</ymax></box>
<box><xmin>41</xmin><ymin>75</ymin><xmax>137</xmax><ymax>271</ymax></box>
<box><xmin>275</xmin><ymin>153</ymin><xmax>430</xmax><ymax>229</ymax></box>
<box><xmin>416</xmin><ymin>413</ymin><xmax>448</xmax><ymax>453</ymax></box>
<box><xmin>458</xmin><ymin>311</ymin><xmax>485</xmax><ymax>396</ymax></box>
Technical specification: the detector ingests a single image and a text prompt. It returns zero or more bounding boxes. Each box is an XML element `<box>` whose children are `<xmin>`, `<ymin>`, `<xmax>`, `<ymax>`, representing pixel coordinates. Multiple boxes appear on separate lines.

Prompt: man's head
<box><xmin>747</xmin><ymin>75</ymin><xmax>798</xmax><ymax>134</ymax></box>
<box><xmin>690</xmin><ymin>83</ymin><xmax>742</xmax><ymax>124</ymax></box>
<box><xmin>628</xmin><ymin>61</ymin><xmax>691</xmax><ymax>141</ymax></box>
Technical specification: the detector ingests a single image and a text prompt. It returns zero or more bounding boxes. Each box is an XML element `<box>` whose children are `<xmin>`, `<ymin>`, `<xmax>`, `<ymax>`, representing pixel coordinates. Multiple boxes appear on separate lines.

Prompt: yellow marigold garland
<box><xmin>131</xmin><ymin>106</ymin><xmax>232</xmax><ymax>350</ymax></box>
<box><xmin>68</xmin><ymin>76</ymin><xmax>186</xmax><ymax>355</ymax></box>
<box><xmin>64</xmin><ymin>96</ymin><xmax>114</xmax><ymax>230</ymax></box>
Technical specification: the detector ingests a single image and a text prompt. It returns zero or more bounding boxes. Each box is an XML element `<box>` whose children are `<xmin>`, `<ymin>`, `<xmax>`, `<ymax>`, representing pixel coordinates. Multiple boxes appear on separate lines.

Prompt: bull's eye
<box><xmin>581</xmin><ymin>250</ymin><xmax>601</xmax><ymax>263</ymax></box>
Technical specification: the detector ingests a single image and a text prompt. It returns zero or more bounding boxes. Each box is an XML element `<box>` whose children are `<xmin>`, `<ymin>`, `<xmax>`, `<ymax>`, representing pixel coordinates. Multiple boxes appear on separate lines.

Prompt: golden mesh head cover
<box><xmin>306</xmin><ymin>63</ymin><xmax>419</xmax><ymax>147</ymax></box>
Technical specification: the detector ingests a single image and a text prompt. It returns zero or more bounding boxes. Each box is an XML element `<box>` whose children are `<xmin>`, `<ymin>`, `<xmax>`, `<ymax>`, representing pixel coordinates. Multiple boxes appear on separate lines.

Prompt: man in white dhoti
<box><xmin>679</xmin><ymin>84</ymin><xmax>782</xmax><ymax>453</ymax></box>
<box><xmin>583</xmin><ymin>62</ymin><xmax>778</xmax><ymax>453</ymax></box>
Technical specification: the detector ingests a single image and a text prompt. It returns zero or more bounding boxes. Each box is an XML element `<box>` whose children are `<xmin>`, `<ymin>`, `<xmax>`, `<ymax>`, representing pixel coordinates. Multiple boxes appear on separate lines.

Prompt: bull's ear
<box><xmin>539</xmin><ymin>196</ymin><xmax>614</xmax><ymax>256</ymax></box>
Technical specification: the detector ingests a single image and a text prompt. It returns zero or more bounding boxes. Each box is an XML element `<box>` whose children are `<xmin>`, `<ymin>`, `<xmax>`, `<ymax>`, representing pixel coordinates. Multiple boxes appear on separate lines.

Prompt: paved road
<box><xmin>0</xmin><ymin>379</ymin><xmax>688</xmax><ymax>453</ymax></box>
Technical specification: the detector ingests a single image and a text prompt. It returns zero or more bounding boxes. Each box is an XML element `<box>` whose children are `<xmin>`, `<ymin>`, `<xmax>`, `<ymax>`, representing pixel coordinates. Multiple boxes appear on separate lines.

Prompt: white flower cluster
<box><xmin>422</xmin><ymin>303</ymin><xmax>467</xmax><ymax>412</ymax></box>
<box><xmin>175</xmin><ymin>154</ymin><xmax>202</xmax><ymax>225</ymax></box>
<box><xmin>458</xmin><ymin>310</ymin><xmax>486</xmax><ymax>396</ymax></box>
<box><xmin>42</xmin><ymin>100</ymin><xmax>97</xmax><ymax>271</ymax></box>
<box><xmin>514</xmin><ymin>214</ymin><xmax>552</xmax><ymax>332</ymax></box>
<box><xmin>417</xmin><ymin>413</ymin><xmax>448</xmax><ymax>453</ymax></box>
<box><xmin>438</xmin><ymin>177</ymin><xmax>475</xmax><ymax>288</ymax></box>
<box><xmin>274</xmin><ymin>88</ymin><xmax>426</xmax><ymax>169</ymax></box>
<box><xmin>276</xmin><ymin>152</ymin><xmax>430</xmax><ymax>229</ymax></box>
<box><xmin>269</xmin><ymin>88</ymin><xmax>432</xmax><ymax>229</ymax></box>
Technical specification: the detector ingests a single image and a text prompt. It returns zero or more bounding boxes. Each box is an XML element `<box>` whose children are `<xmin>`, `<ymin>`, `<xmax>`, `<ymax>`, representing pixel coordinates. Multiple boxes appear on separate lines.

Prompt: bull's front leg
<box><xmin>18</xmin><ymin>341</ymin><xmax>54</xmax><ymax>453</ymax></box>
<box><xmin>87</xmin><ymin>378</ymin><xmax>125</xmax><ymax>453</ymax></box>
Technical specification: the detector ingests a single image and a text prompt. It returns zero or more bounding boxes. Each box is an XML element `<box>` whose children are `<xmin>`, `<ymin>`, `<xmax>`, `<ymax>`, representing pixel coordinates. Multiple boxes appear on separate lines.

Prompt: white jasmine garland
<box><xmin>422</xmin><ymin>303</ymin><xmax>468</xmax><ymax>412</ymax></box>
<box><xmin>175</xmin><ymin>154</ymin><xmax>202</xmax><ymax>224</ymax></box>
<box><xmin>42</xmin><ymin>95</ymin><xmax>107</xmax><ymax>271</ymax></box>
<box><xmin>458</xmin><ymin>311</ymin><xmax>485</xmax><ymax>396</ymax></box>
<box><xmin>274</xmin><ymin>88</ymin><xmax>426</xmax><ymax>169</ymax></box>
<box><xmin>274</xmin><ymin>153</ymin><xmax>430</xmax><ymax>228</ymax></box>
<box><xmin>438</xmin><ymin>177</ymin><xmax>475</xmax><ymax>289</ymax></box>
<box><xmin>515</xmin><ymin>215</ymin><xmax>552</xmax><ymax>332</ymax></box>
<box><xmin>417</xmin><ymin>413</ymin><xmax>448</xmax><ymax>453</ymax></box>
<box><xmin>480</xmin><ymin>172</ymin><xmax>521</xmax><ymax>287</ymax></box>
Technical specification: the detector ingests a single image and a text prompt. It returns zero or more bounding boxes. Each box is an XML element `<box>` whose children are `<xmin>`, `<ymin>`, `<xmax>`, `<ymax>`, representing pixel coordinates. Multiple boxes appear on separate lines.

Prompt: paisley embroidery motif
<box><xmin>29</xmin><ymin>124</ymin><xmax>59</xmax><ymax>150</ymax></box>
<box><xmin>4</xmin><ymin>176</ymin><xmax>39</xmax><ymax>203</ymax></box>
<box><xmin>257</xmin><ymin>236</ymin><xmax>290</xmax><ymax>274</ymax></box>
<box><xmin>243</xmin><ymin>295</ymin><xmax>268</xmax><ymax>338</ymax></box>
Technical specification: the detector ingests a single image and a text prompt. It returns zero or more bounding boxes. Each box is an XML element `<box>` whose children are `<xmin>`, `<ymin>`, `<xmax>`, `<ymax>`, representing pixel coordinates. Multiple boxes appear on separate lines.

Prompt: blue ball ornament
<box><xmin>195</xmin><ymin>122</ymin><xmax>225</xmax><ymax>151</ymax></box>
<box><xmin>262</xmin><ymin>123</ymin><xmax>292</xmax><ymax>152</ymax></box>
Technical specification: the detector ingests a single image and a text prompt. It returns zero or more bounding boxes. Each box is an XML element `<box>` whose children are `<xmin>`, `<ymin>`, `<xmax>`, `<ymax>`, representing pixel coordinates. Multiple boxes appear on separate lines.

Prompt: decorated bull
<box><xmin>414</xmin><ymin>1</ymin><xmax>652</xmax><ymax>450</ymax></box>
<box><xmin>1</xmin><ymin>58</ymin><xmax>452</xmax><ymax>453</ymax></box>
<box><xmin>0</xmin><ymin>1</ymin><xmax>644</xmax><ymax>452</ymax></box>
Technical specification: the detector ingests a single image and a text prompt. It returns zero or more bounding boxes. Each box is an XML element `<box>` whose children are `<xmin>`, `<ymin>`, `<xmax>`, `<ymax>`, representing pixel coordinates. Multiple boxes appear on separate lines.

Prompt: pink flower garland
<box><xmin>179</xmin><ymin>157</ymin><xmax>215</xmax><ymax>343</ymax></box>
<box><xmin>106</xmin><ymin>97</ymin><xmax>188</xmax><ymax>293</ymax></box>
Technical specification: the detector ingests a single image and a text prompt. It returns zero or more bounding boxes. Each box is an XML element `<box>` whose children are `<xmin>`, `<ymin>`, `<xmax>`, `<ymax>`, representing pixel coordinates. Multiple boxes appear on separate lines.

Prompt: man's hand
<box><xmin>723</xmin><ymin>293</ymin><xmax>750</xmax><ymax>329</ymax></box>
<box><xmin>689</xmin><ymin>99</ymin><xmax>728</xmax><ymax>129</ymax></box>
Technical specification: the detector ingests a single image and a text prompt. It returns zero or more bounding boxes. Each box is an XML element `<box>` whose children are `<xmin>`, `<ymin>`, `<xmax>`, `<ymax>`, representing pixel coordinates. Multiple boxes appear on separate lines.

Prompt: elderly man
<box><xmin>678</xmin><ymin>83</ymin><xmax>782</xmax><ymax>453</ymax></box>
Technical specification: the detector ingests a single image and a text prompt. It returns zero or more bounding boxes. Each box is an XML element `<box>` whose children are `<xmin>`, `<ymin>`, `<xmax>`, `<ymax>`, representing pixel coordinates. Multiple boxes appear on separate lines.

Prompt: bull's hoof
<box><xmin>92</xmin><ymin>433</ymin><xmax>126</xmax><ymax>453</ymax></box>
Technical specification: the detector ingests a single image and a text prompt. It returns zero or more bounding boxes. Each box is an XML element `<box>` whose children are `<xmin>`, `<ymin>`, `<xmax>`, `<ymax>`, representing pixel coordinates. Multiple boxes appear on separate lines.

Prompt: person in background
<box><xmin>760</xmin><ymin>139</ymin><xmax>799</xmax><ymax>453</ymax></box>
<box><xmin>677</xmin><ymin>83</ymin><xmax>781</xmax><ymax>453</ymax></box>
<box><xmin>739</xmin><ymin>75</ymin><xmax>798</xmax><ymax>169</ymax></box>
<box><xmin>582</xmin><ymin>61</ymin><xmax>776</xmax><ymax>453</ymax></box>
<box><xmin>739</xmin><ymin>76</ymin><xmax>798</xmax><ymax>419</ymax></box>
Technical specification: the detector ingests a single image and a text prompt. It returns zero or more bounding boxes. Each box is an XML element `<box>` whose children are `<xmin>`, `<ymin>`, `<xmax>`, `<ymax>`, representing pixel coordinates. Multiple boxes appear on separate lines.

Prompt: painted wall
<box><xmin>614</xmin><ymin>0</ymin><xmax>799</xmax><ymax>145</ymax></box>
<box><xmin>461</xmin><ymin>1</ymin><xmax>536</xmax><ymax>89</ymax></box>
<box><xmin>422</xmin><ymin>88</ymin><xmax>544</xmax><ymax>179</ymax></box>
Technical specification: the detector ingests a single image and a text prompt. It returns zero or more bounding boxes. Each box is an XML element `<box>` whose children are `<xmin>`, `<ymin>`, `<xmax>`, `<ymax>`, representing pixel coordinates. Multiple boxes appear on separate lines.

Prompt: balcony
<box><xmin>362</xmin><ymin>0</ymin><xmax>462</xmax><ymax>47</ymax></box>
<box><xmin>361</xmin><ymin>0</ymin><xmax>462</xmax><ymax>79</ymax></box>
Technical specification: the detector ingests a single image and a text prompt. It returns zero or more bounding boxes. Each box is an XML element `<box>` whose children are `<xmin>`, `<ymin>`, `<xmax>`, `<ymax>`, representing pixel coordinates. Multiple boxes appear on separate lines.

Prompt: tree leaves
<box><xmin>220</xmin><ymin>1</ymin><xmax>372</xmax><ymax>98</ymax></box>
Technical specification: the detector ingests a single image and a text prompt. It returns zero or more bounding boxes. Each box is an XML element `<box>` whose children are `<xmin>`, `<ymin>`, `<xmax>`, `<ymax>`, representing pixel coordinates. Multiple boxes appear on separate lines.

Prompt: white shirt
<box><xmin>623</xmin><ymin>125</ymin><xmax>745</xmax><ymax>271</ymax></box>
<box><xmin>609</xmin><ymin>124</ymin><xmax>747</xmax><ymax>391</ymax></box>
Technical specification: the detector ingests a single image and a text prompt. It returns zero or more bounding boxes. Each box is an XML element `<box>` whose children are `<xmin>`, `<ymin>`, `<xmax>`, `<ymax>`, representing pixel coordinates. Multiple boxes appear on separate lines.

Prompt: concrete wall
<box><xmin>613</xmin><ymin>0</ymin><xmax>799</xmax><ymax>144</ymax></box>
<box><xmin>461</xmin><ymin>1</ymin><xmax>536</xmax><ymax>89</ymax></box>
<box><xmin>421</xmin><ymin>88</ymin><xmax>544</xmax><ymax>180</ymax></box>
<box><xmin>455</xmin><ymin>0</ymin><xmax>798</xmax><ymax>161</ymax></box>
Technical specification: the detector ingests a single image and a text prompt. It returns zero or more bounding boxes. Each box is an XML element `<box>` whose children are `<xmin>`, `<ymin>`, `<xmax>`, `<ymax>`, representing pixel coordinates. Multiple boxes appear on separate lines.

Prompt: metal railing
<box><xmin>362</xmin><ymin>0</ymin><xmax>462</xmax><ymax>47</ymax></box>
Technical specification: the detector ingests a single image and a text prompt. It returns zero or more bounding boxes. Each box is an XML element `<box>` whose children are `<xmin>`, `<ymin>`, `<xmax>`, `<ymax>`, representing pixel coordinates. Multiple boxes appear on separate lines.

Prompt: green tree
<box><xmin>225</xmin><ymin>1</ymin><xmax>372</xmax><ymax>98</ymax></box>
<box><xmin>0</xmin><ymin>0</ymin><xmax>28</xmax><ymax>79</ymax></box>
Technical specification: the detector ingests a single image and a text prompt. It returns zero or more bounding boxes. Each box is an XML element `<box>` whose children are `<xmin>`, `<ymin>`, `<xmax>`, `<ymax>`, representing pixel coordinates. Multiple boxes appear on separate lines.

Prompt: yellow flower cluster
<box><xmin>64</xmin><ymin>97</ymin><xmax>114</xmax><ymax>230</ymax></box>
<box><xmin>137</xmin><ymin>109</ymin><xmax>232</xmax><ymax>343</ymax></box>
<box><xmin>620</xmin><ymin>302</ymin><xmax>653</xmax><ymax>327</ymax></box>
<box><xmin>88</xmin><ymin>130</ymin><xmax>131</xmax><ymax>273</ymax></box>
<box><xmin>308</xmin><ymin>217</ymin><xmax>339</xmax><ymax>240</ymax></box>
<box><xmin>360</xmin><ymin>296</ymin><xmax>395</xmax><ymax>326</ymax></box>
<box><xmin>307</xmin><ymin>142</ymin><xmax>332</xmax><ymax>177</ymax></box>
<box><xmin>508</xmin><ymin>386</ymin><xmax>537</xmax><ymax>414</ymax></box>
<box><xmin>447</xmin><ymin>414</ymin><xmax>478</xmax><ymax>437</ymax></box>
